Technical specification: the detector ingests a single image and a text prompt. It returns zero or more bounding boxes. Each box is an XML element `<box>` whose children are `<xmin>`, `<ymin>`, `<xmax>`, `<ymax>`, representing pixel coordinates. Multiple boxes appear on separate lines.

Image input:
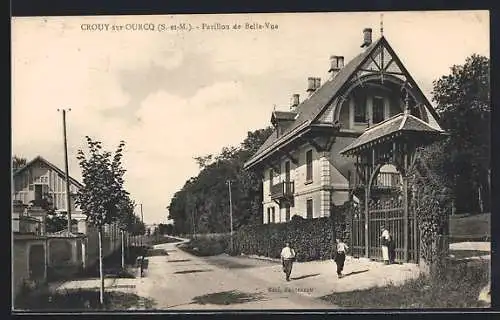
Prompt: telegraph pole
<box><xmin>58</xmin><ymin>108</ymin><xmax>72</xmax><ymax>233</ymax></box>
<box><xmin>140</xmin><ymin>203</ymin><xmax>144</xmax><ymax>246</ymax></box>
<box><xmin>227</xmin><ymin>180</ymin><xmax>233</xmax><ymax>252</ymax></box>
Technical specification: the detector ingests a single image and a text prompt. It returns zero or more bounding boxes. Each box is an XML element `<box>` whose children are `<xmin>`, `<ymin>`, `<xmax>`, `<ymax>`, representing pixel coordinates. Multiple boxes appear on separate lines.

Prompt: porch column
<box><xmin>364</xmin><ymin>165</ymin><xmax>370</xmax><ymax>258</ymax></box>
<box><xmin>403</xmin><ymin>176</ymin><xmax>409</xmax><ymax>262</ymax></box>
<box><xmin>71</xmin><ymin>240</ymin><xmax>78</xmax><ymax>263</ymax></box>
<box><xmin>81</xmin><ymin>239</ymin><xmax>87</xmax><ymax>269</ymax></box>
<box><xmin>319</xmin><ymin>151</ymin><xmax>331</xmax><ymax>217</ymax></box>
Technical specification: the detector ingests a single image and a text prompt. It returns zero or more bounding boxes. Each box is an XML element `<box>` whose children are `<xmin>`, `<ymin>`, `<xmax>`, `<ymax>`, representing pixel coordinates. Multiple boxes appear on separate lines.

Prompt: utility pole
<box><xmin>58</xmin><ymin>108</ymin><xmax>72</xmax><ymax>233</ymax></box>
<box><xmin>140</xmin><ymin>203</ymin><xmax>144</xmax><ymax>246</ymax></box>
<box><xmin>227</xmin><ymin>180</ymin><xmax>233</xmax><ymax>252</ymax></box>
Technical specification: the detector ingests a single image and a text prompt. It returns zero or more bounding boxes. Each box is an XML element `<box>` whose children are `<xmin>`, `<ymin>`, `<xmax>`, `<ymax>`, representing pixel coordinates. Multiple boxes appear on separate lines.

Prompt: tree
<box><xmin>431</xmin><ymin>54</ymin><xmax>490</xmax><ymax>213</ymax></box>
<box><xmin>409</xmin><ymin>142</ymin><xmax>453</xmax><ymax>278</ymax></box>
<box><xmin>12</xmin><ymin>155</ymin><xmax>27</xmax><ymax>171</ymax></box>
<box><xmin>75</xmin><ymin>136</ymin><xmax>128</xmax><ymax>306</ymax></box>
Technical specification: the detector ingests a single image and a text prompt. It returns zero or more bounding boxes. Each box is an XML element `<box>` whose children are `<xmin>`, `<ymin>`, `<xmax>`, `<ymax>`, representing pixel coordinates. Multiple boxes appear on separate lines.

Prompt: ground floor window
<box><xmin>306</xmin><ymin>199</ymin><xmax>313</xmax><ymax>219</ymax></box>
<box><xmin>285</xmin><ymin>205</ymin><xmax>290</xmax><ymax>222</ymax></box>
<box><xmin>271</xmin><ymin>207</ymin><xmax>276</xmax><ymax>223</ymax></box>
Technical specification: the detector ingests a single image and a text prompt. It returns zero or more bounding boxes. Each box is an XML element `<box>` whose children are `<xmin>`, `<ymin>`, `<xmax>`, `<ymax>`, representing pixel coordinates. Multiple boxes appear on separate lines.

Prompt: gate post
<box><xmin>364</xmin><ymin>171</ymin><xmax>370</xmax><ymax>258</ymax></box>
<box><xmin>403</xmin><ymin>176</ymin><xmax>409</xmax><ymax>262</ymax></box>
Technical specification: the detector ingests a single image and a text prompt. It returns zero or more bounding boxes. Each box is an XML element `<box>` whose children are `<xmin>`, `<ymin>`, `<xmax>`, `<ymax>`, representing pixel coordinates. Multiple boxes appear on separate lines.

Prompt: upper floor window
<box><xmin>372</xmin><ymin>96</ymin><xmax>385</xmax><ymax>124</ymax></box>
<box><xmin>354</xmin><ymin>95</ymin><xmax>367</xmax><ymax>123</ymax></box>
<box><xmin>306</xmin><ymin>150</ymin><xmax>313</xmax><ymax>182</ymax></box>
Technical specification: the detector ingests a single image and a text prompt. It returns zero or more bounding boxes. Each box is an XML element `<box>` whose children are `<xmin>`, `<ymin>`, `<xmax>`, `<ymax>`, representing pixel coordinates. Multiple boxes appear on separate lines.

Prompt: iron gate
<box><xmin>351</xmin><ymin>196</ymin><xmax>419</xmax><ymax>263</ymax></box>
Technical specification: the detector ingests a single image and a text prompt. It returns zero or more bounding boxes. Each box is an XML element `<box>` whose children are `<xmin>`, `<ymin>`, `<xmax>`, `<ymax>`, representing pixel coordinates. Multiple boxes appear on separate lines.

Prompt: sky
<box><xmin>11</xmin><ymin>11</ymin><xmax>489</xmax><ymax>224</ymax></box>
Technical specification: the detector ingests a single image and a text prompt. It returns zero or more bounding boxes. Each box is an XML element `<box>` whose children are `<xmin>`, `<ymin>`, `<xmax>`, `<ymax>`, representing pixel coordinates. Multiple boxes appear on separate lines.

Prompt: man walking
<box><xmin>333</xmin><ymin>238</ymin><xmax>349</xmax><ymax>278</ymax></box>
<box><xmin>280</xmin><ymin>242</ymin><xmax>296</xmax><ymax>282</ymax></box>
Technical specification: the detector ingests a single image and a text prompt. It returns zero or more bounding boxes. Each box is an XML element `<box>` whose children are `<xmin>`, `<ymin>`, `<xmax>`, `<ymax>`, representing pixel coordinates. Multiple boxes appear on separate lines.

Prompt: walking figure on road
<box><xmin>280</xmin><ymin>242</ymin><xmax>296</xmax><ymax>282</ymax></box>
<box><xmin>333</xmin><ymin>238</ymin><xmax>348</xmax><ymax>278</ymax></box>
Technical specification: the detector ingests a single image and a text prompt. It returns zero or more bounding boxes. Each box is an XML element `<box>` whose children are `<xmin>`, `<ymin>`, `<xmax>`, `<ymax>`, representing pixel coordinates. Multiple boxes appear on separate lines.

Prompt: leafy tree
<box><xmin>75</xmin><ymin>136</ymin><xmax>128</xmax><ymax>306</ymax></box>
<box><xmin>29</xmin><ymin>193</ymin><xmax>77</xmax><ymax>234</ymax></box>
<box><xmin>157</xmin><ymin>223</ymin><xmax>174</xmax><ymax>235</ymax></box>
<box><xmin>409</xmin><ymin>142</ymin><xmax>453</xmax><ymax>278</ymax></box>
<box><xmin>431</xmin><ymin>54</ymin><xmax>490</xmax><ymax>213</ymax></box>
<box><xmin>12</xmin><ymin>155</ymin><xmax>27</xmax><ymax>171</ymax></box>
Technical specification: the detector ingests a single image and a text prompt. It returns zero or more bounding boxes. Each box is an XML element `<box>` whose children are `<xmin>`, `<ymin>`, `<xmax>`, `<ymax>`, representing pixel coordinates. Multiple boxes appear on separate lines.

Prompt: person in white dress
<box><xmin>380</xmin><ymin>226</ymin><xmax>390</xmax><ymax>264</ymax></box>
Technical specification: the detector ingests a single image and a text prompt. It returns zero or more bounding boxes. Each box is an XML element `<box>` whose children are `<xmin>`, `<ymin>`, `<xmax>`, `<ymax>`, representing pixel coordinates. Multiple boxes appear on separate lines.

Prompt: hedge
<box><xmin>233</xmin><ymin>202</ymin><xmax>354</xmax><ymax>262</ymax></box>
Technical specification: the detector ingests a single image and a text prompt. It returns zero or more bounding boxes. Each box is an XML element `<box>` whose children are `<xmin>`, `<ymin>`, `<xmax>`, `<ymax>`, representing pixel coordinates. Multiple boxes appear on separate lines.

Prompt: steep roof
<box><xmin>244</xmin><ymin>38</ymin><xmax>383</xmax><ymax>169</ymax></box>
<box><xmin>271</xmin><ymin>111</ymin><xmax>297</xmax><ymax>122</ymax></box>
<box><xmin>13</xmin><ymin>155</ymin><xmax>84</xmax><ymax>189</ymax></box>
<box><xmin>340</xmin><ymin>112</ymin><xmax>446</xmax><ymax>156</ymax></box>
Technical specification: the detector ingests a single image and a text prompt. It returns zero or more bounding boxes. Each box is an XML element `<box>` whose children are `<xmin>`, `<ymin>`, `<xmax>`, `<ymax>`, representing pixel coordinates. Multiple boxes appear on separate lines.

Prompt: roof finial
<box><xmin>404</xmin><ymin>90</ymin><xmax>410</xmax><ymax>114</ymax></box>
<box><xmin>380</xmin><ymin>13</ymin><xmax>384</xmax><ymax>37</ymax></box>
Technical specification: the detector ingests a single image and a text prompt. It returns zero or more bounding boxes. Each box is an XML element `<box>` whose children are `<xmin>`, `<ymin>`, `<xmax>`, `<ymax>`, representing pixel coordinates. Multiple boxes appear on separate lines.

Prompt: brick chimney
<box><xmin>315</xmin><ymin>77</ymin><xmax>321</xmax><ymax>89</ymax></box>
<box><xmin>361</xmin><ymin>28</ymin><xmax>372</xmax><ymax>48</ymax></box>
<box><xmin>291</xmin><ymin>94</ymin><xmax>300</xmax><ymax>110</ymax></box>
<box><xmin>328</xmin><ymin>55</ymin><xmax>345</xmax><ymax>78</ymax></box>
<box><xmin>307</xmin><ymin>77</ymin><xmax>321</xmax><ymax>96</ymax></box>
<box><xmin>307</xmin><ymin>77</ymin><xmax>315</xmax><ymax>94</ymax></box>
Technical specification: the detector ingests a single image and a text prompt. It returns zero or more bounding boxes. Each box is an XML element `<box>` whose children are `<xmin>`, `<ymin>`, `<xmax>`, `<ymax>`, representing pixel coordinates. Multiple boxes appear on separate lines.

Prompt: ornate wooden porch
<box><xmin>340</xmin><ymin>102</ymin><xmax>446</xmax><ymax>263</ymax></box>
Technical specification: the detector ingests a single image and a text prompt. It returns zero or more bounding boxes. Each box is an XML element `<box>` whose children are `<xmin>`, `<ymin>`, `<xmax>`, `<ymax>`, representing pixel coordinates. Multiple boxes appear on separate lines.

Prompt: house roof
<box><xmin>13</xmin><ymin>155</ymin><xmax>84</xmax><ymax>189</ymax></box>
<box><xmin>340</xmin><ymin>111</ymin><xmax>446</xmax><ymax>156</ymax></box>
<box><xmin>244</xmin><ymin>38</ymin><xmax>384</xmax><ymax>169</ymax></box>
<box><xmin>271</xmin><ymin>111</ymin><xmax>297</xmax><ymax>122</ymax></box>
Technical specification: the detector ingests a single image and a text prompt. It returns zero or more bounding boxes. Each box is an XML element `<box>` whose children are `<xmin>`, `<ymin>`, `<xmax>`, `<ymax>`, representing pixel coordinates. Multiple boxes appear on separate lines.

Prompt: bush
<box><xmin>180</xmin><ymin>234</ymin><xmax>231</xmax><ymax>256</ymax></box>
<box><xmin>233</xmin><ymin>203</ymin><xmax>352</xmax><ymax>262</ymax></box>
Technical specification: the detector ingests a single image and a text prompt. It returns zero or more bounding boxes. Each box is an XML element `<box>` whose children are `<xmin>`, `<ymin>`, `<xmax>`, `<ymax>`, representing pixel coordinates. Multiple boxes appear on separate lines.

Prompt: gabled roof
<box><xmin>13</xmin><ymin>155</ymin><xmax>84</xmax><ymax>189</ymax></box>
<box><xmin>340</xmin><ymin>111</ymin><xmax>446</xmax><ymax>156</ymax></box>
<box><xmin>244</xmin><ymin>35</ymin><xmax>443</xmax><ymax>170</ymax></box>
<box><xmin>244</xmin><ymin>38</ymin><xmax>383</xmax><ymax>169</ymax></box>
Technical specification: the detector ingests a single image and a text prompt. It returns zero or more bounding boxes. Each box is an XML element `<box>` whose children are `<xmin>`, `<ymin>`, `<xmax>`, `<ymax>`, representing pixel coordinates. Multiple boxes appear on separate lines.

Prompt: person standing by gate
<box><xmin>280</xmin><ymin>242</ymin><xmax>296</xmax><ymax>281</ymax></box>
<box><xmin>380</xmin><ymin>226</ymin><xmax>391</xmax><ymax>264</ymax></box>
<box><xmin>333</xmin><ymin>238</ymin><xmax>349</xmax><ymax>278</ymax></box>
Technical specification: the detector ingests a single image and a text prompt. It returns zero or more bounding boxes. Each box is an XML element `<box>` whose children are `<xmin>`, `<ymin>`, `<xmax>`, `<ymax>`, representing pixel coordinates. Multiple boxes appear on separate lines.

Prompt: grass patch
<box><xmin>449</xmin><ymin>213</ymin><xmax>490</xmax><ymax>240</ymax></box>
<box><xmin>320</xmin><ymin>260</ymin><xmax>490</xmax><ymax>309</ymax></box>
<box><xmin>192</xmin><ymin>290</ymin><xmax>265</xmax><ymax>305</ymax></box>
<box><xmin>449</xmin><ymin>250</ymin><xmax>490</xmax><ymax>260</ymax></box>
<box><xmin>14</xmin><ymin>288</ymin><xmax>156</xmax><ymax>311</ymax></box>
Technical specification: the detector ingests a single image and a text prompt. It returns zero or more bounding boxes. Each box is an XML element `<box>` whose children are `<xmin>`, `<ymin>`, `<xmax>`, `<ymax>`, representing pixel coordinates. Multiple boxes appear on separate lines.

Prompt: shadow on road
<box><xmin>174</xmin><ymin>269</ymin><xmax>212</xmax><ymax>274</ymax></box>
<box><xmin>343</xmin><ymin>269</ymin><xmax>369</xmax><ymax>277</ymax></box>
<box><xmin>191</xmin><ymin>290</ymin><xmax>266</xmax><ymax>305</ymax></box>
<box><xmin>291</xmin><ymin>273</ymin><xmax>320</xmax><ymax>280</ymax></box>
<box><xmin>168</xmin><ymin>259</ymin><xmax>192</xmax><ymax>263</ymax></box>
